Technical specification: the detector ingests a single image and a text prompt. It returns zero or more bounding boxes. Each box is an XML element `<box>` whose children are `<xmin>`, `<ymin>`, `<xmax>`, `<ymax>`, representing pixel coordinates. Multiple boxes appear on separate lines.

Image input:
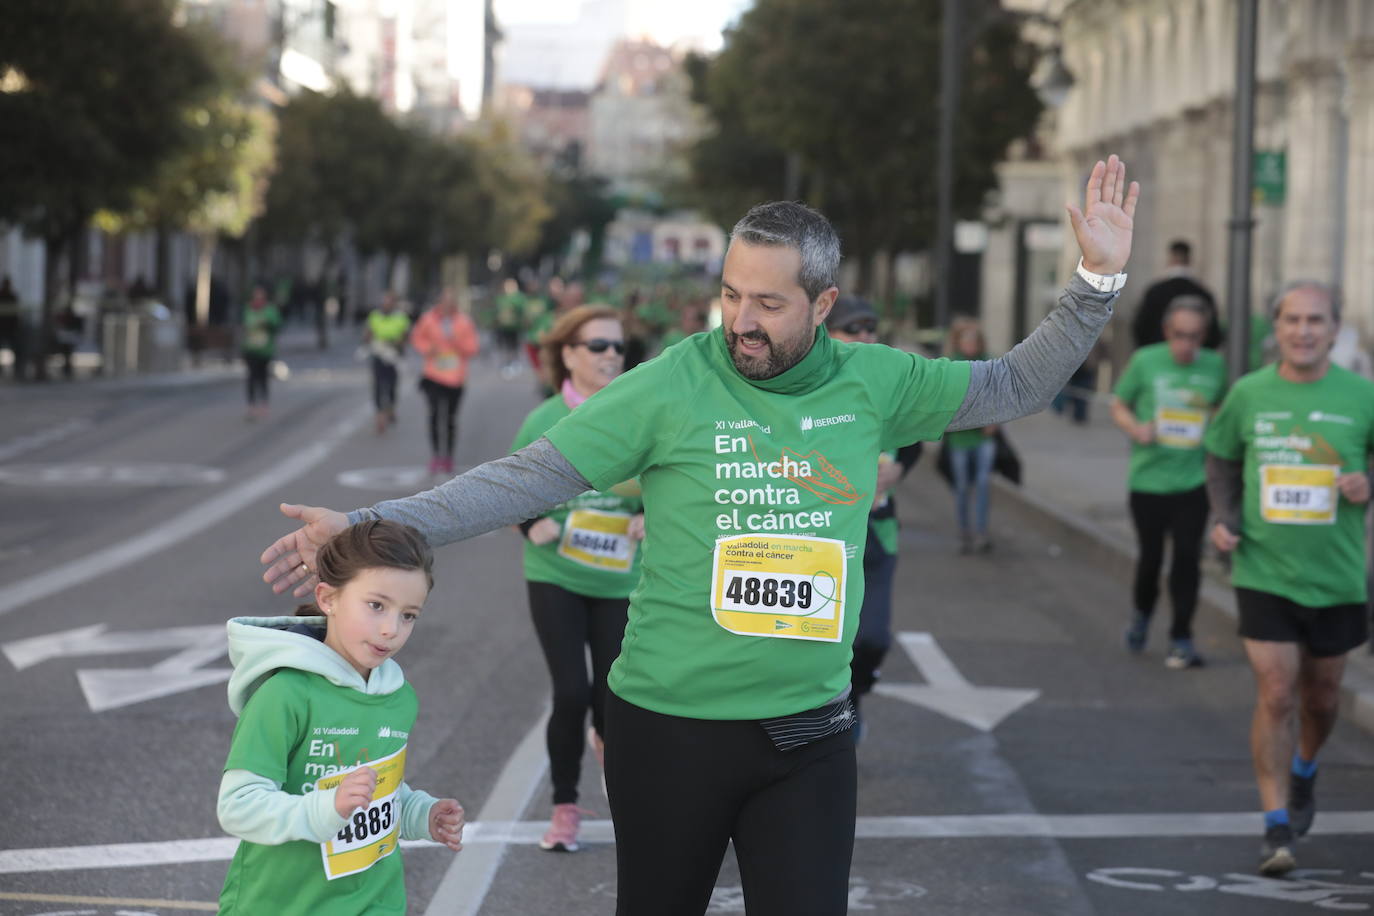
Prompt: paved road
<box><xmin>2</xmin><ymin>337</ymin><xmax>1373</xmax><ymax>915</ymax></box>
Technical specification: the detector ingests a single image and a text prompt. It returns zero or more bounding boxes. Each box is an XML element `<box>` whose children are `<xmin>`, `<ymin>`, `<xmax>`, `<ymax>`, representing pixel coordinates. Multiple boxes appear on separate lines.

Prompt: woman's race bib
<box><xmin>1154</xmin><ymin>405</ymin><xmax>1205</xmax><ymax>449</ymax></box>
<box><xmin>433</xmin><ymin>352</ymin><xmax>460</xmax><ymax>372</ymax></box>
<box><xmin>710</xmin><ymin>534</ymin><xmax>846</xmax><ymax>642</ymax></box>
<box><xmin>1260</xmin><ymin>464</ymin><xmax>1339</xmax><ymax>525</ymax></box>
<box><xmin>557</xmin><ymin>509</ymin><xmax>633</xmax><ymax>572</ymax></box>
<box><xmin>316</xmin><ymin>746</ymin><xmax>406</xmax><ymax>881</ymax></box>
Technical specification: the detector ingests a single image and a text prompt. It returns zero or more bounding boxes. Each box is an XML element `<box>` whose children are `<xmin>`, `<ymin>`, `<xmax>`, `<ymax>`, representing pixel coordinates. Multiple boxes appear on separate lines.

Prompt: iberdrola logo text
<box><xmin>800</xmin><ymin>413</ymin><xmax>856</xmax><ymax>431</ymax></box>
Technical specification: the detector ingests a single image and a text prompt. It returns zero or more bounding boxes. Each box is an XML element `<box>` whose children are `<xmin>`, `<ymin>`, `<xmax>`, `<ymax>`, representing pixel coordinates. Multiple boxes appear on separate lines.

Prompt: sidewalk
<box><xmin>996</xmin><ymin>400</ymin><xmax>1374</xmax><ymax>735</ymax></box>
<box><xmin>0</xmin><ymin>322</ymin><xmax>339</xmax><ymax>397</ymax></box>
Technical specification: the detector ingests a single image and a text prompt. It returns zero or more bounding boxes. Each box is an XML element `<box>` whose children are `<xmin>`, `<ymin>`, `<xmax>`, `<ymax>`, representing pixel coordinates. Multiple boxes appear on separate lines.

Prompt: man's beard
<box><xmin>725</xmin><ymin>327</ymin><xmax>813</xmax><ymax>380</ymax></box>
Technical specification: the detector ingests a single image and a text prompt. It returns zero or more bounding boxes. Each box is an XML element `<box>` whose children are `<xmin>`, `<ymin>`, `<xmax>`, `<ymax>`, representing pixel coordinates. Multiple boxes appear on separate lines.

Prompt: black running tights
<box><xmin>420</xmin><ymin>378</ymin><xmax>464</xmax><ymax>457</ymax></box>
<box><xmin>604</xmin><ymin>691</ymin><xmax>857</xmax><ymax>916</ymax></box>
<box><xmin>1128</xmin><ymin>485</ymin><xmax>1210</xmax><ymax>639</ymax></box>
<box><xmin>527</xmin><ymin>581</ymin><xmax>628</xmax><ymax>805</ymax></box>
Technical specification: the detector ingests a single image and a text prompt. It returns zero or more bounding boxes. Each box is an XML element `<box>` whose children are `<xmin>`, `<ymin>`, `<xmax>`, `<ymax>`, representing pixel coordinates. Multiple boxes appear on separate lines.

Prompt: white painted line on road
<box><xmin>423</xmin><ymin>706</ymin><xmax>552</xmax><ymax>916</ymax></box>
<box><xmin>874</xmin><ymin>631</ymin><xmax>1040</xmax><ymax>731</ymax></box>
<box><xmin>0</xmin><ymin>890</ymin><xmax>217</xmax><ymax>912</ymax></box>
<box><xmin>0</xmin><ymin>406</ymin><xmax>369</xmax><ymax>618</ymax></box>
<box><xmin>0</xmin><ymin>418</ymin><xmax>92</xmax><ymax>462</ymax></box>
<box><xmin>6</xmin><ymin>811</ymin><xmax>1373</xmax><ymax>875</ymax></box>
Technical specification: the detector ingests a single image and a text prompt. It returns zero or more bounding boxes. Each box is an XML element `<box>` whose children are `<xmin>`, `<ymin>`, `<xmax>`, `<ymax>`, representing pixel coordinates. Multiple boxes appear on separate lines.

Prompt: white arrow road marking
<box><xmin>872</xmin><ymin>631</ymin><xmax>1040</xmax><ymax>731</ymax></box>
<box><xmin>3</xmin><ymin>624</ymin><xmax>229</xmax><ymax>713</ymax></box>
<box><xmin>0</xmin><ymin>406</ymin><xmax>368</xmax><ymax>618</ymax></box>
<box><xmin>5</xmin><ymin>812</ymin><xmax>1374</xmax><ymax>874</ymax></box>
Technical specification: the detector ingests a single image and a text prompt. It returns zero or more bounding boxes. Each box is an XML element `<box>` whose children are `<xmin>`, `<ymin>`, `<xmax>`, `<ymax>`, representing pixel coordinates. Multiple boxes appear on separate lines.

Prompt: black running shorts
<box><xmin>1235</xmin><ymin>586</ymin><xmax>1369</xmax><ymax>657</ymax></box>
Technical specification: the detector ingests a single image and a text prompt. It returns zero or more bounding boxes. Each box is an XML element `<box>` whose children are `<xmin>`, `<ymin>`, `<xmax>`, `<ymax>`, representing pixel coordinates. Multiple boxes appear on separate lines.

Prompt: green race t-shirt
<box><xmin>241</xmin><ymin>304</ymin><xmax>282</xmax><ymax>358</ymax></box>
<box><xmin>1203</xmin><ymin>363</ymin><xmax>1374</xmax><ymax>606</ymax></box>
<box><xmin>219</xmin><ymin>669</ymin><xmax>419</xmax><ymax>916</ymax></box>
<box><xmin>1114</xmin><ymin>343</ymin><xmax>1227</xmax><ymax>493</ymax></box>
<box><xmin>511</xmin><ymin>394</ymin><xmax>644</xmax><ymax>597</ymax></box>
<box><xmin>544</xmin><ymin>326</ymin><xmax>970</xmax><ymax>719</ymax></box>
<box><xmin>944</xmin><ymin>352</ymin><xmax>989</xmax><ymax>450</ymax></box>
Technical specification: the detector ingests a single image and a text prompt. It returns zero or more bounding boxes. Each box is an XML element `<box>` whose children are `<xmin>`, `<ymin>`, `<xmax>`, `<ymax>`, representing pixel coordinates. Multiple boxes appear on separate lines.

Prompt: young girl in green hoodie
<box><xmin>217</xmin><ymin>520</ymin><xmax>464</xmax><ymax>915</ymax></box>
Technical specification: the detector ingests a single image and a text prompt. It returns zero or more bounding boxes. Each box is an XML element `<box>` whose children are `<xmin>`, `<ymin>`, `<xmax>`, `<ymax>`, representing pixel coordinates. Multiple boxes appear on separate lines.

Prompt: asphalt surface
<box><xmin>2</xmin><ymin>333</ymin><xmax>1372</xmax><ymax>915</ymax></box>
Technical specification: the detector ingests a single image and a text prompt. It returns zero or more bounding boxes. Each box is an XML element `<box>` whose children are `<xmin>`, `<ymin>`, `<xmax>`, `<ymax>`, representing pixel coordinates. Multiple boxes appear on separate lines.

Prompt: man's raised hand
<box><xmin>1067</xmin><ymin>154</ymin><xmax>1140</xmax><ymax>276</ymax></box>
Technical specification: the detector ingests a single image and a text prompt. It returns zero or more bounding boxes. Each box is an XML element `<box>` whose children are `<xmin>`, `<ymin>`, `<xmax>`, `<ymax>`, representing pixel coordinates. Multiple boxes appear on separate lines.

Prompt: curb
<box><xmin>991</xmin><ymin>476</ymin><xmax>1374</xmax><ymax>737</ymax></box>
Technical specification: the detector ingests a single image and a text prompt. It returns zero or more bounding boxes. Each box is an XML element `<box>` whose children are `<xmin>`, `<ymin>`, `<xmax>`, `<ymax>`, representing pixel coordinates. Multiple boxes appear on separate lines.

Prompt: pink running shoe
<box><xmin>539</xmin><ymin>803</ymin><xmax>583</xmax><ymax>852</ymax></box>
<box><xmin>427</xmin><ymin>456</ymin><xmax>442</xmax><ymax>474</ymax></box>
<box><xmin>442</xmin><ymin>456</ymin><xmax>455</xmax><ymax>474</ymax></box>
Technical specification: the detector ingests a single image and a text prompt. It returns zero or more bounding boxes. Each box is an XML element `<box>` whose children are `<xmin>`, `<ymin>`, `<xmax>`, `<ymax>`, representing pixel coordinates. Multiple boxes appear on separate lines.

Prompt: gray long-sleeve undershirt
<box><xmin>351</xmin><ymin>275</ymin><xmax>1118</xmax><ymax>545</ymax></box>
<box><xmin>1205</xmin><ymin>454</ymin><xmax>1244</xmax><ymax>536</ymax></box>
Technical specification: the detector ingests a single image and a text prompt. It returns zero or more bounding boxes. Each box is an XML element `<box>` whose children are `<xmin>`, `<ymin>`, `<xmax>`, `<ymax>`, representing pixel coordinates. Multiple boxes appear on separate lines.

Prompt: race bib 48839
<box><xmin>1260</xmin><ymin>464</ymin><xmax>1339</xmax><ymax>525</ymax></box>
<box><xmin>710</xmin><ymin>534</ymin><xmax>845</xmax><ymax>642</ymax></box>
<box><xmin>316</xmin><ymin>746</ymin><xmax>406</xmax><ymax>880</ymax></box>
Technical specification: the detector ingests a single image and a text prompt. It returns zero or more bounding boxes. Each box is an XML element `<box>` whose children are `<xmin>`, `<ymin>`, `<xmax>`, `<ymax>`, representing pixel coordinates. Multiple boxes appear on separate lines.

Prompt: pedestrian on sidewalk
<box><xmin>510</xmin><ymin>305</ymin><xmax>645</xmax><ymax>852</ymax></box>
<box><xmin>825</xmin><ymin>295</ymin><xmax>922</xmax><ymax>735</ymax></box>
<box><xmin>1111</xmin><ymin>296</ymin><xmax>1227</xmax><ymax>668</ymax></box>
<box><xmin>363</xmin><ymin>291</ymin><xmax>410</xmax><ymax>435</ymax></box>
<box><xmin>944</xmin><ymin>318</ymin><xmax>997</xmax><ymax>553</ymax></box>
<box><xmin>240</xmin><ymin>285</ymin><xmax>281</xmax><ymax>421</ymax></box>
<box><xmin>410</xmin><ymin>288</ymin><xmax>479</xmax><ymax>476</ymax></box>
<box><xmin>1204</xmin><ymin>281</ymin><xmax>1374</xmax><ymax>877</ymax></box>
<box><xmin>260</xmin><ymin>156</ymin><xmax>1139</xmax><ymax>916</ymax></box>
<box><xmin>1131</xmin><ymin>239</ymin><xmax>1222</xmax><ymax>350</ymax></box>
<box><xmin>217</xmin><ymin>519</ymin><xmax>464</xmax><ymax>914</ymax></box>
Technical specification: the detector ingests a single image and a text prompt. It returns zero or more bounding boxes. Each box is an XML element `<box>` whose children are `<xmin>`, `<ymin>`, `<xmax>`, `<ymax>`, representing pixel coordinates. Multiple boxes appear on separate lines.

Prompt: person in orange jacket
<box><xmin>410</xmin><ymin>288</ymin><xmax>480</xmax><ymax>474</ymax></box>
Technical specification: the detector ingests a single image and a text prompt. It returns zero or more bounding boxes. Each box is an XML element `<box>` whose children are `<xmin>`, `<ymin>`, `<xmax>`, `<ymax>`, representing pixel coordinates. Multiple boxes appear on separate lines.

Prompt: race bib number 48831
<box><xmin>710</xmin><ymin>534</ymin><xmax>846</xmax><ymax>642</ymax></box>
<box><xmin>316</xmin><ymin>746</ymin><xmax>406</xmax><ymax>881</ymax></box>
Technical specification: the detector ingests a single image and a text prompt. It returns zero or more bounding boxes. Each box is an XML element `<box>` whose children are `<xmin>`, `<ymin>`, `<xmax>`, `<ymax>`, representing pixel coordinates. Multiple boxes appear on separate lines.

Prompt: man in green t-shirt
<box><xmin>1111</xmin><ymin>296</ymin><xmax>1227</xmax><ymax>668</ymax></box>
<box><xmin>1204</xmin><ymin>282</ymin><xmax>1374</xmax><ymax>877</ymax></box>
<box><xmin>262</xmin><ymin>157</ymin><xmax>1140</xmax><ymax>915</ymax></box>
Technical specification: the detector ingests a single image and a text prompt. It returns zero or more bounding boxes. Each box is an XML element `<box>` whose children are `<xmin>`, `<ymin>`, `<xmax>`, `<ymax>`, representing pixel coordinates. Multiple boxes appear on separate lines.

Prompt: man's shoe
<box><xmin>1289</xmin><ymin>770</ymin><xmax>1317</xmax><ymax>837</ymax></box>
<box><xmin>1258</xmin><ymin>823</ymin><xmax>1297</xmax><ymax>876</ymax></box>
<box><xmin>1124</xmin><ymin>614</ymin><xmax>1149</xmax><ymax>654</ymax></box>
<box><xmin>539</xmin><ymin>803</ymin><xmax>583</xmax><ymax>852</ymax></box>
<box><xmin>1164</xmin><ymin>640</ymin><xmax>1205</xmax><ymax>669</ymax></box>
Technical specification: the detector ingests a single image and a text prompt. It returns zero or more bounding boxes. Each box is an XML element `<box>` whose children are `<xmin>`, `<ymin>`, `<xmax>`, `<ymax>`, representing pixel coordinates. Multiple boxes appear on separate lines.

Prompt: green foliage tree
<box><xmin>0</xmin><ymin>0</ymin><xmax>221</xmax><ymax>376</ymax></box>
<box><xmin>96</xmin><ymin>34</ymin><xmax>277</xmax><ymax>327</ymax></box>
<box><xmin>686</xmin><ymin>0</ymin><xmax>1042</xmax><ymax>294</ymax></box>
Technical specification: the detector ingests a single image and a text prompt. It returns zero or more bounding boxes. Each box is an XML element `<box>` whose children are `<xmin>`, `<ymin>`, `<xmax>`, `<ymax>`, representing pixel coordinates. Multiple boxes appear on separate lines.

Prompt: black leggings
<box><xmin>527</xmin><ymin>581</ymin><xmax>628</xmax><ymax>805</ymax></box>
<box><xmin>1128</xmin><ymin>485</ymin><xmax>1210</xmax><ymax>639</ymax></box>
<box><xmin>420</xmin><ymin>378</ymin><xmax>464</xmax><ymax>457</ymax></box>
<box><xmin>244</xmin><ymin>354</ymin><xmax>271</xmax><ymax>404</ymax></box>
<box><xmin>371</xmin><ymin>357</ymin><xmax>398</xmax><ymax>412</ymax></box>
<box><xmin>604</xmin><ymin>691</ymin><xmax>857</xmax><ymax>916</ymax></box>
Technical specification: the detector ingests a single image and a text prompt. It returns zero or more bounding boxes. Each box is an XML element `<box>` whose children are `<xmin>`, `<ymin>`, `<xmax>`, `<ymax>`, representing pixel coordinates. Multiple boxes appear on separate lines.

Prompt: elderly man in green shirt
<box><xmin>261</xmin><ymin>157</ymin><xmax>1140</xmax><ymax>915</ymax></box>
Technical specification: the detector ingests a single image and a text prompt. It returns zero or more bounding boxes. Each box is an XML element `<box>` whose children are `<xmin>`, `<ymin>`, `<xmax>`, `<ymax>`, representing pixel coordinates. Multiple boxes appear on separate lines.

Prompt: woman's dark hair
<box><xmin>539</xmin><ymin>304</ymin><xmax>622</xmax><ymax>391</ymax></box>
<box><xmin>296</xmin><ymin>519</ymin><xmax>434</xmax><ymax>615</ymax></box>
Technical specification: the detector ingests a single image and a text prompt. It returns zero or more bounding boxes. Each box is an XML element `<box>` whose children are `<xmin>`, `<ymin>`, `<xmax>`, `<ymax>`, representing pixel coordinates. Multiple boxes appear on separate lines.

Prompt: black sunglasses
<box><xmin>575</xmin><ymin>338</ymin><xmax>625</xmax><ymax>354</ymax></box>
<box><xmin>843</xmin><ymin>320</ymin><xmax>878</xmax><ymax>335</ymax></box>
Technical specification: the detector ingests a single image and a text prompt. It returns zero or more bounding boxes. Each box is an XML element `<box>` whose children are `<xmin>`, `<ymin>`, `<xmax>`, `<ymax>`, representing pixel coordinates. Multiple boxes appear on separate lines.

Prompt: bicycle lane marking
<box><xmin>0</xmin><ymin>406</ymin><xmax>368</xmax><ymax>618</ymax></box>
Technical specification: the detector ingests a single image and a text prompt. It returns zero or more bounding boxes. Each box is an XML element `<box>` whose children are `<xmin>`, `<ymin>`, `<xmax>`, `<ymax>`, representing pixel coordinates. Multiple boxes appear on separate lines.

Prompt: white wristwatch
<box><xmin>1075</xmin><ymin>258</ymin><xmax>1128</xmax><ymax>293</ymax></box>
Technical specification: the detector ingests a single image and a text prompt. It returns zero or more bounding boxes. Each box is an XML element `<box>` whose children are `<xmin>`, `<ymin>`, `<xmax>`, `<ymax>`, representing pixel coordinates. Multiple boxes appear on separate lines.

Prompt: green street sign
<box><xmin>1254</xmin><ymin>150</ymin><xmax>1285</xmax><ymax>205</ymax></box>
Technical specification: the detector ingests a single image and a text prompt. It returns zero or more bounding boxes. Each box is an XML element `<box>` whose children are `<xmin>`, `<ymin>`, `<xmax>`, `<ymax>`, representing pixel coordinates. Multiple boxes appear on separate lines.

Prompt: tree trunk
<box><xmin>155</xmin><ymin>222</ymin><xmax>173</xmax><ymax>308</ymax></box>
<box><xmin>36</xmin><ymin>232</ymin><xmax>65</xmax><ymax>382</ymax></box>
<box><xmin>195</xmin><ymin>232</ymin><xmax>217</xmax><ymax>328</ymax></box>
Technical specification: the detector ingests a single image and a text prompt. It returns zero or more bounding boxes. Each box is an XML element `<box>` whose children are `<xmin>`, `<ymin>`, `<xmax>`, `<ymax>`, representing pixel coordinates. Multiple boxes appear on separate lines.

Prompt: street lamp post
<box><xmin>933</xmin><ymin>0</ymin><xmax>962</xmax><ymax>332</ymax></box>
<box><xmin>1226</xmin><ymin>0</ymin><xmax>1259</xmax><ymax>384</ymax></box>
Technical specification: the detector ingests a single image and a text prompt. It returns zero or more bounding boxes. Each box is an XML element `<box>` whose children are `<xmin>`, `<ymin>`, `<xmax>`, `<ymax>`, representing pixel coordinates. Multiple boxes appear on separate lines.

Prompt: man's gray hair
<box><xmin>730</xmin><ymin>201</ymin><xmax>841</xmax><ymax>302</ymax></box>
<box><xmin>1163</xmin><ymin>294</ymin><xmax>1213</xmax><ymax>324</ymax></box>
<box><xmin>1270</xmin><ymin>280</ymin><xmax>1342</xmax><ymax>323</ymax></box>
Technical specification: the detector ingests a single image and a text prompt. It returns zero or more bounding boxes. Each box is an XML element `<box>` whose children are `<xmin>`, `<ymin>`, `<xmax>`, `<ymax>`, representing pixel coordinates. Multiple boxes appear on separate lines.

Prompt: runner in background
<box><xmin>510</xmin><ymin>305</ymin><xmax>644</xmax><ymax>852</ymax></box>
<box><xmin>410</xmin><ymin>288</ymin><xmax>479</xmax><ymax>475</ymax></box>
<box><xmin>1204</xmin><ymin>281</ymin><xmax>1374</xmax><ymax>876</ymax></box>
<box><xmin>825</xmin><ymin>295</ymin><xmax>921</xmax><ymax>737</ymax></box>
<box><xmin>1111</xmin><ymin>295</ymin><xmax>1226</xmax><ymax>667</ymax></box>
<box><xmin>362</xmin><ymin>291</ymin><xmax>410</xmax><ymax>435</ymax></box>
<box><xmin>240</xmin><ymin>285</ymin><xmax>281</xmax><ymax>422</ymax></box>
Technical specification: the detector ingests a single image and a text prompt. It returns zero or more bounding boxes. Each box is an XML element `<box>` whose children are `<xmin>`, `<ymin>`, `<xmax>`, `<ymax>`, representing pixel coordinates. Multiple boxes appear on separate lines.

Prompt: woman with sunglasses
<box><xmin>509</xmin><ymin>305</ymin><xmax>645</xmax><ymax>853</ymax></box>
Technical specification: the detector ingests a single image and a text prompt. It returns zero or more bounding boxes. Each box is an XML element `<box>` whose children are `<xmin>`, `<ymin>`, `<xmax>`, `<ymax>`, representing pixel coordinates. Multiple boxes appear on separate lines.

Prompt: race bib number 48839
<box><xmin>316</xmin><ymin>746</ymin><xmax>406</xmax><ymax>881</ymax></box>
<box><xmin>710</xmin><ymin>534</ymin><xmax>846</xmax><ymax>642</ymax></box>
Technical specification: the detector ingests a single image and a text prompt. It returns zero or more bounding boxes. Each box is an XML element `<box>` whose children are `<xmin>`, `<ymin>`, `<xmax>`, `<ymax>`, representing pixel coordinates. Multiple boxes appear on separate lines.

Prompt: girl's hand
<box><xmin>429</xmin><ymin>798</ymin><xmax>465</xmax><ymax>852</ymax></box>
<box><xmin>333</xmin><ymin>767</ymin><xmax>377</xmax><ymax>818</ymax></box>
<box><xmin>527</xmin><ymin>517</ymin><xmax>561</xmax><ymax>546</ymax></box>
